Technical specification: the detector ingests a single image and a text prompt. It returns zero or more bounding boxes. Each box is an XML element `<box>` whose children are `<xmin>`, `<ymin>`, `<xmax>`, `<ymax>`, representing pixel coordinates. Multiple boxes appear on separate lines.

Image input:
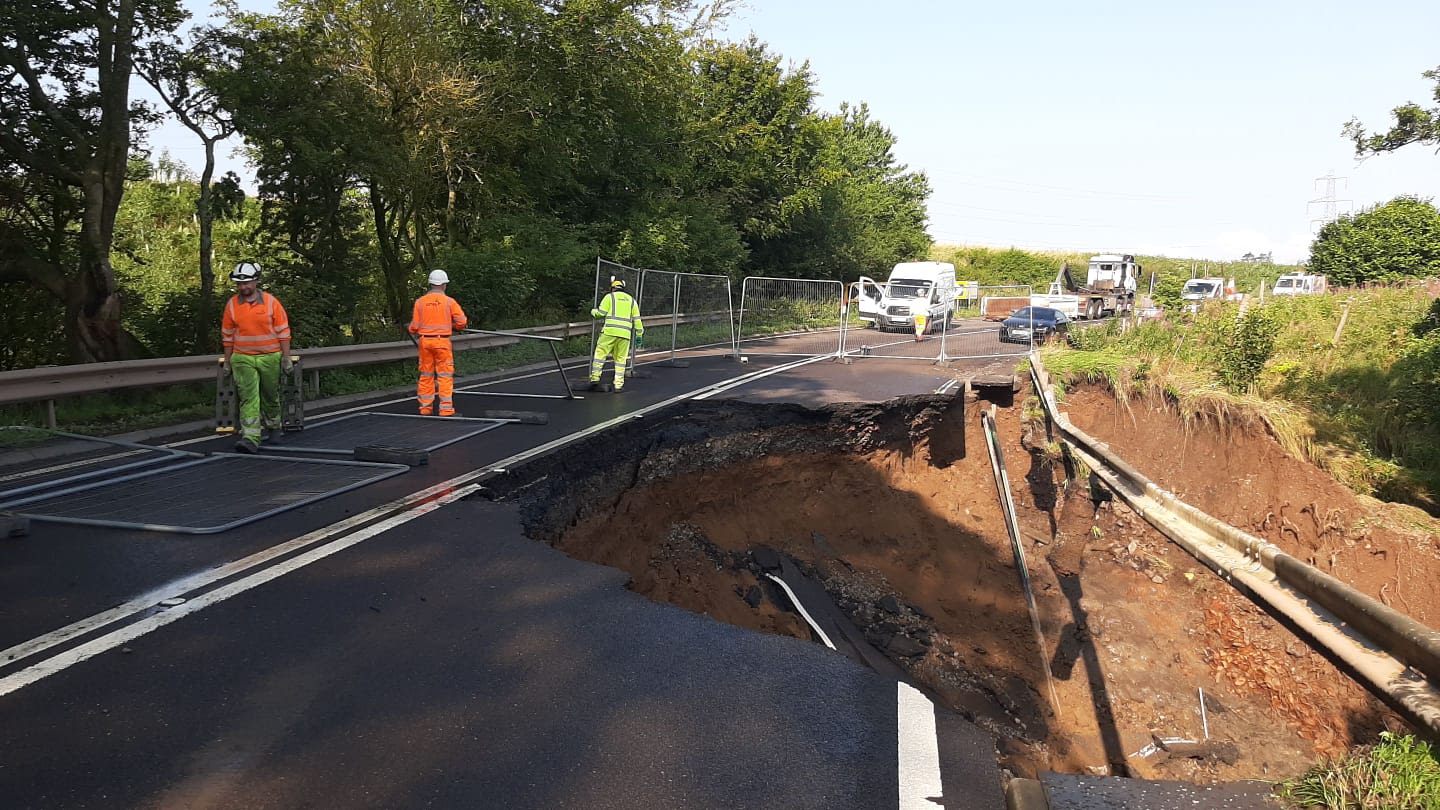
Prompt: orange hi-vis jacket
<box><xmin>222</xmin><ymin>292</ymin><xmax>291</xmax><ymax>355</ymax></box>
<box><xmin>409</xmin><ymin>291</ymin><xmax>468</xmax><ymax>337</ymax></box>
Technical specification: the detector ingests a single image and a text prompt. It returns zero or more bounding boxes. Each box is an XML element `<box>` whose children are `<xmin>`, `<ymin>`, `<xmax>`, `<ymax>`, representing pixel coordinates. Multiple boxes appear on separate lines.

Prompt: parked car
<box><xmin>999</xmin><ymin>306</ymin><xmax>1070</xmax><ymax>344</ymax></box>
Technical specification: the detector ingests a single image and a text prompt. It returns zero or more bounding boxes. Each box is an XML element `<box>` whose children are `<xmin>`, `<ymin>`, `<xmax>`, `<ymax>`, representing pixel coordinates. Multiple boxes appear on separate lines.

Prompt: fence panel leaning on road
<box><xmin>736</xmin><ymin>277</ymin><xmax>845</xmax><ymax>359</ymax></box>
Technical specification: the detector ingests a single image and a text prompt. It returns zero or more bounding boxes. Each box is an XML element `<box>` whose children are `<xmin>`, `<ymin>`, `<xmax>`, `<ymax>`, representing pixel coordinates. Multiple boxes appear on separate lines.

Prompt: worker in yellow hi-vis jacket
<box><xmin>588</xmin><ymin>278</ymin><xmax>644</xmax><ymax>392</ymax></box>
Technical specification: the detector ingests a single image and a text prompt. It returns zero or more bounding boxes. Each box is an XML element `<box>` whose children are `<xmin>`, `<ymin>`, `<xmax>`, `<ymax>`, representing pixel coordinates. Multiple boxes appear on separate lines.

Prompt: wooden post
<box><xmin>1333</xmin><ymin>298</ymin><xmax>1353</xmax><ymax>344</ymax></box>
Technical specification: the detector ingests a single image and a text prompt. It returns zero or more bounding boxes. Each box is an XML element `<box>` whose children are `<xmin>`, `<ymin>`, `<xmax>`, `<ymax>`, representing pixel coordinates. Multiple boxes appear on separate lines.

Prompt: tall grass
<box><xmin>1278</xmin><ymin>732</ymin><xmax>1440</xmax><ymax>809</ymax></box>
<box><xmin>1041</xmin><ymin>287</ymin><xmax>1440</xmax><ymax>511</ymax></box>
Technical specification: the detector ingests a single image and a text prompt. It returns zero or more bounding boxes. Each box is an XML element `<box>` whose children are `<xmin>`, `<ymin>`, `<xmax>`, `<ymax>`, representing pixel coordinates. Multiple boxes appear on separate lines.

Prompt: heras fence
<box><xmin>736</xmin><ymin>277</ymin><xmax>845</xmax><ymax>359</ymax></box>
<box><xmin>841</xmin><ymin>284</ymin><xmax>1035</xmax><ymax>362</ymax></box>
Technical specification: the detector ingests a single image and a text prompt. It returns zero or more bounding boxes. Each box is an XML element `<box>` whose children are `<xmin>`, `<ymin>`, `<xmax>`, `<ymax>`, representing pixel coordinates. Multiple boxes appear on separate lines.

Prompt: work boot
<box><xmin>233</xmin><ymin>439</ymin><xmax>259</xmax><ymax>454</ymax></box>
<box><xmin>587</xmin><ymin>381</ymin><xmax>603</xmax><ymax>392</ymax></box>
<box><xmin>419</xmin><ymin>409</ymin><xmax>433</xmax><ymax>416</ymax></box>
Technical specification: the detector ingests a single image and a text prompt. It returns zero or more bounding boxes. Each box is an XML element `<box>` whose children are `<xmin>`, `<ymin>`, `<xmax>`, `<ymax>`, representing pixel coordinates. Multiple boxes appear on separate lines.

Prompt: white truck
<box><xmin>1030</xmin><ymin>254</ymin><xmax>1140</xmax><ymax>320</ymax></box>
<box><xmin>852</xmin><ymin>262</ymin><xmax>958</xmax><ymax>334</ymax></box>
<box><xmin>1272</xmin><ymin>273</ymin><xmax>1327</xmax><ymax>297</ymax></box>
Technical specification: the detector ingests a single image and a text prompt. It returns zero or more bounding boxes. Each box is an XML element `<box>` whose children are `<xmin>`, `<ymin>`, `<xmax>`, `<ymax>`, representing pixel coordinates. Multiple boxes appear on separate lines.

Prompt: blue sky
<box><xmin>147</xmin><ymin>0</ymin><xmax>1440</xmax><ymax>263</ymax></box>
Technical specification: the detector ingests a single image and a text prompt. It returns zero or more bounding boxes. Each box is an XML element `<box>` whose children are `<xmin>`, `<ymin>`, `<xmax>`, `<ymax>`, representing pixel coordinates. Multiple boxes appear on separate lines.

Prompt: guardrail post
<box><xmin>309</xmin><ymin>369</ymin><xmax>320</xmax><ymax>398</ymax></box>
<box><xmin>46</xmin><ymin>399</ymin><xmax>57</xmax><ymax>430</ymax></box>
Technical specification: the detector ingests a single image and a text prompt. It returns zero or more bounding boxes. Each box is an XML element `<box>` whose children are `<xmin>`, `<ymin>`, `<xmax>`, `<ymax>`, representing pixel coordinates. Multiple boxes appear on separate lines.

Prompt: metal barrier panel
<box><xmin>261</xmin><ymin>412</ymin><xmax>505</xmax><ymax>456</ymax></box>
<box><xmin>737</xmin><ymin>277</ymin><xmax>845</xmax><ymax>358</ymax></box>
<box><xmin>838</xmin><ymin>284</ymin><xmax>1034</xmax><ymax>363</ymax></box>
<box><xmin>637</xmin><ymin>269</ymin><xmax>737</xmax><ymax>360</ymax></box>
<box><xmin>942</xmin><ymin>285</ymin><xmax>1034</xmax><ymax>361</ymax></box>
<box><xmin>0</xmin><ymin>433</ymin><xmax>198</xmax><ymax>501</ymax></box>
<box><xmin>0</xmin><ymin>454</ymin><xmax>407</xmax><ymax>534</ymax></box>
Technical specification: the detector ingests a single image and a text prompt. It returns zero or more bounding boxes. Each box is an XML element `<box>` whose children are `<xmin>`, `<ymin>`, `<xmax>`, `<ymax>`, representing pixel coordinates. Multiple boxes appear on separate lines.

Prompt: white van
<box><xmin>851</xmin><ymin>262</ymin><xmax>958</xmax><ymax>333</ymax></box>
<box><xmin>1272</xmin><ymin>273</ymin><xmax>1327</xmax><ymax>297</ymax></box>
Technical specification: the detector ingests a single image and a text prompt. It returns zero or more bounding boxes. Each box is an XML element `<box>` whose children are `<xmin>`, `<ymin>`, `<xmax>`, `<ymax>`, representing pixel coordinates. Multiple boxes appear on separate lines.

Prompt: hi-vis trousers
<box><xmin>232</xmin><ymin>351</ymin><xmax>282</xmax><ymax>446</ymax></box>
<box><xmin>417</xmin><ymin>336</ymin><xmax>456</xmax><ymax>416</ymax></box>
<box><xmin>589</xmin><ymin>334</ymin><xmax>632</xmax><ymax>390</ymax></box>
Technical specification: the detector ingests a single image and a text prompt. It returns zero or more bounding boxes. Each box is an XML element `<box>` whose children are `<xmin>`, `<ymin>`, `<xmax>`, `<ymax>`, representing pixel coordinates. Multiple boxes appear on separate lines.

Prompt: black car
<box><xmin>999</xmin><ymin>306</ymin><xmax>1070</xmax><ymax>344</ymax></box>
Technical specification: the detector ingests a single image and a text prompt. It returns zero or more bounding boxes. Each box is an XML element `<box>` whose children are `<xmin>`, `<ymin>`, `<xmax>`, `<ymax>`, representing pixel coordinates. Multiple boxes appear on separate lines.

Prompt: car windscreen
<box><xmin>887</xmin><ymin>280</ymin><xmax>931</xmax><ymax>298</ymax></box>
<box><xmin>1010</xmin><ymin>308</ymin><xmax>1053</xmax><ymax>322</ymax></box>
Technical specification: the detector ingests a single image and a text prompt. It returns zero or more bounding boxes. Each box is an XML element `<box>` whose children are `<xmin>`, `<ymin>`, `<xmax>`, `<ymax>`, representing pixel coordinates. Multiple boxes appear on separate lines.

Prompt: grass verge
<box><xmin>1277</xmin><ymin>732</ymin><xmax>1440</xmax><ymax>809</ymax></box>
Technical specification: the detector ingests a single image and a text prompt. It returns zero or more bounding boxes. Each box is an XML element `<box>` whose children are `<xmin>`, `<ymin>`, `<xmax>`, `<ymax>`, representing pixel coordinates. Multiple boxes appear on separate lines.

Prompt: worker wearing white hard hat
<box><xmin>408</xmin><ymin>268</ymin><xmax>468</xmax><ymax>416</ymax></box>
<box><xmin>221</xmin><ymin>261</ymin><xmax>293</xmax><ymax>453</ymax></box>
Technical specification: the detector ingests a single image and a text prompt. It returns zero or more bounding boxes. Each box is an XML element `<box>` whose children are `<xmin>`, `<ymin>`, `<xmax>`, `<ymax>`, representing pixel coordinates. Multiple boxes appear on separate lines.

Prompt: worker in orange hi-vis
<box><xmin>408</xmin><ymin>269</ymin><xmax>468</xmax><ymax>416</ymax></box>
<box><xmin>221</xmin><ymin>262</ymin><xmax>292</xmax><ymax>454</ymax></box>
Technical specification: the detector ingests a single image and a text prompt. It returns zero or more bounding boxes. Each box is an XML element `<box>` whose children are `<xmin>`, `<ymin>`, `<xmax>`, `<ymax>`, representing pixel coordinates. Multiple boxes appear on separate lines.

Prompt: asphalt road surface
<box><xmin>1</xmin><ymin>327</ymin><xmax>1025</xmax><ymax>809</ymax></box>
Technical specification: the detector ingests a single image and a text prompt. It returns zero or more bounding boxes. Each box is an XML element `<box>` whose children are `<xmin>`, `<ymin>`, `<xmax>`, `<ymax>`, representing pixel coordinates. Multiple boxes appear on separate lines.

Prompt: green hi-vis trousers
<box><xmin>232</xmin><ymin>351</ymin><xmax>282</xmax><ymax>446</ymax></box>
<box><xmin>589</xmin><ymin>333</ymin><xmax>632</xmax><ymax>389</ymax></box>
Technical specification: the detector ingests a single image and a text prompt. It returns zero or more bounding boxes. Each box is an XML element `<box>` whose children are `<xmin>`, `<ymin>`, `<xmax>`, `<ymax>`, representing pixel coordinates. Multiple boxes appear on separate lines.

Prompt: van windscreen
<box><xmin>889</xmin><ymin>279</ymin><xmax>931</xmax><ymax>297</ymax></box>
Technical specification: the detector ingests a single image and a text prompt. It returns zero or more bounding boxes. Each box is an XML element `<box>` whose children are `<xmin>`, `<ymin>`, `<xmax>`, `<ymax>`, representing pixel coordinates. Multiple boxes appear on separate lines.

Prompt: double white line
<box><xmin>0</xmin><ymin>358</ymin><xmax>808</xmax><ymax>697</ymax></box>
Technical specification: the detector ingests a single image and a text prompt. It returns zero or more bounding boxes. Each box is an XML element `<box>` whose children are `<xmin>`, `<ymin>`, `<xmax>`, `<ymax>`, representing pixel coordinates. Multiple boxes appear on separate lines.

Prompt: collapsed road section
<box><xmin>483</xmin><ymin>390</ymin><xmax>1410</xmax><ymax>785</ymax></box>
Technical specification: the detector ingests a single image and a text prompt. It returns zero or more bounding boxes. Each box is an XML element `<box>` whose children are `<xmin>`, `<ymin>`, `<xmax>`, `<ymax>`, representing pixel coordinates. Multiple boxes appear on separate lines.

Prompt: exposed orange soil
<box><xmin>506</xmin><ymin>388</ymin><xmax>1417</xmax><ymax>784</ymax></box>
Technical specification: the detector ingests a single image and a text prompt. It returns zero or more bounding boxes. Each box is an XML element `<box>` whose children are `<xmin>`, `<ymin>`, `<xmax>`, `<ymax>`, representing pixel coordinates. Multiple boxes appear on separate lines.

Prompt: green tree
<box><xmin>1308</xmin><ymin>196</ymin><xmax>1440</xmax><ymax>285</ymax></box>
<box><xmin>0</xmin><ymin>0</ymin><xmax>187</xmax><ymax>362</ymax></box>
<box><xmin>1344</xmin><ymin>65</ymin><xmax>1440</xmax><ymax>156</ymax></box>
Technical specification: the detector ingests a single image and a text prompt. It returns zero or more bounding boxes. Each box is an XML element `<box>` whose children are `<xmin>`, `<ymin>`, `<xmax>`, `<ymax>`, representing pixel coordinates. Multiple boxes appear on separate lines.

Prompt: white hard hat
<box><xmin>428</xmin><ymin>269</ymin><xmax>450</xmax><ymax>285</ymax></box>
<box><xmin>230</xmin><ymin>262</ymin><xmax>262</xmax><ymax>282</ymax></box>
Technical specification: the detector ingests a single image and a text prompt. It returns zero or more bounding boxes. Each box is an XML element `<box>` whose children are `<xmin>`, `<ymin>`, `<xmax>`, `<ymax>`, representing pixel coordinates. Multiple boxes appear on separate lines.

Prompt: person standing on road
<box><xmin>409</xmin><ymin>269</ymin><xmax>469</xmax><ymax>416</ymax></box>
<box><xmin>221</xmin><ymin>262</ymin><xmax>292</xmax><ymax>454</ymax></box>
<box><xmin>588</xmin><ymin>277</ymin><xmax>644</xmax><ymax>392</ymax></box>
<box><xmin>913</xmin><ymin>311</ymin><xmax>928</xmax><ymax>342</ymax></box>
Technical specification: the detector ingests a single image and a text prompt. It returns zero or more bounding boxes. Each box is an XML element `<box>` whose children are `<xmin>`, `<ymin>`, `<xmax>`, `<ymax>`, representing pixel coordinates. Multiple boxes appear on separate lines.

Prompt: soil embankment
<box><xmin>487</xmin><ymin>387</ymin><xmax>1411</xmax><ymax>782</ymax></box>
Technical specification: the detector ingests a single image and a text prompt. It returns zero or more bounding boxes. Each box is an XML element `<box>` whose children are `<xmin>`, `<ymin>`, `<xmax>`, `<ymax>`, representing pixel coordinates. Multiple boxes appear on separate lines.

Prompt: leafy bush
<box><xmin>1216</xmin><ymin>305</ymin><xmax>1281</xmax><ymax>393</ymax></box>
<box><xmin>1310</xmin><ymin>196</ymin><xmax>1440</xmax><ymax>286</ymax></box>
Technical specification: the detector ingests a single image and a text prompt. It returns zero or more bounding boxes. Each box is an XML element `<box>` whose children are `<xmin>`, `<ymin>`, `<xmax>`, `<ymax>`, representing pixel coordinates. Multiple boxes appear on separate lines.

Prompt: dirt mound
<box><xmin>487</xmin><ymin>390</ymin><xmax>1406</xmax><ymax>783</ymax></box>
<box><xmin>1061</xmin><ymin>385</ymin><xmax>1440</xmax><ymax>628</ymax></box>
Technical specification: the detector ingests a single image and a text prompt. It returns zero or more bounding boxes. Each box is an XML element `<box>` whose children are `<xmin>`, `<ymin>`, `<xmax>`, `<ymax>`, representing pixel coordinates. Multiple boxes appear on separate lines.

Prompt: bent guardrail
<box><xmin>1028</xmin><ymin>351</ymin><xmax>1440</xmax><ymax>739</ymax></box>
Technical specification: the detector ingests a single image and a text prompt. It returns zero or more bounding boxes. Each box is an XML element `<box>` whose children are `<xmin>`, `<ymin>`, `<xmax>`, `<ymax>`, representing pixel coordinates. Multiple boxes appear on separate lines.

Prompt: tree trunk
<box><xmin>369</xmin><ymin>183</ymin><xmax>409</xmax><ymax>329</ymax></box>
<box><xmin>65</xmin><ymin>0</ymin><xmax>142</xmax><ymax>363</ymax></box>
<box><xmin>196</xmin><ymin>136</ymin><xmax>217</xmax><ymax>353</ymax></box>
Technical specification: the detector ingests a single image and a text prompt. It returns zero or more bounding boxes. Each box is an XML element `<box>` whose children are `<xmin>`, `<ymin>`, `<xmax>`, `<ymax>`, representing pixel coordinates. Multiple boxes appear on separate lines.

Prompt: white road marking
<box><xmin>896</xmin><ymin>681</ymin><xmax>945</xmax><ymax>809</ymax></box>
<box><xmin>693</xmin><ymin>356</ymin><xmax>830</xmax><ymax>400</ymax></box>
<box><xmin>0</xmin><ymin>484</ymin><xmax>481</xmax><ymax>697</ymax></box>
<box><xmin>0</xmin><ymin>372</ymin><xmax>763</xmax><ymax>688</ymax></box>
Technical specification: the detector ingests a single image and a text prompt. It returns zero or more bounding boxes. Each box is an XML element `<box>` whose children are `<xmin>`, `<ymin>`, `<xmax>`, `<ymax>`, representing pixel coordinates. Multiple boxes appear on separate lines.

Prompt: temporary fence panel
<box><xmin>637</xmin><ymin>269</ymin><xmax>737</xmax><ymax>361</ymax></box>
<box><xmin>837</xmin><ymin>284</ymin><xmax>1034</xmax><ymax>363</ymax></box>
<box><xmin>0</xmin><ymin>432</ymin><xmax>199</xmax><ymax>501</ymax></box>
<box><xmin>737</xmin><ymin>277</ymin><xmax>845</xmax><ymax>358</ymax></box>
<box><xmin>259</xmin><ymin>412</ymin><xmax>506</xmax><ymax>456</ymax></box>
<box><xmin>936</xmin><ymin>285</ymin><xmax>1035</xmax><ymax>361</ymax></box>
<box><xmin>0</xmin><ymin>454</ymin><xmax>407</xmax><ymax>534</ymax></box>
